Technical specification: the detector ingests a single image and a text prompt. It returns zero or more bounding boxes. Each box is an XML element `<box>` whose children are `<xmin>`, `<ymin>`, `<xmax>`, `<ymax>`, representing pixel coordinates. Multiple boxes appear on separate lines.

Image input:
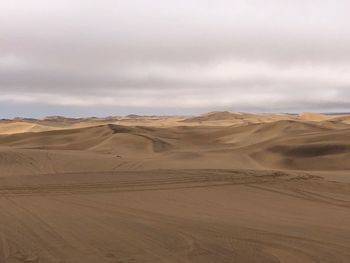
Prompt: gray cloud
<box><xmin>1</xmin><ymin>0</ymin><xmax>350</xmax><ymax>117</ymax></box>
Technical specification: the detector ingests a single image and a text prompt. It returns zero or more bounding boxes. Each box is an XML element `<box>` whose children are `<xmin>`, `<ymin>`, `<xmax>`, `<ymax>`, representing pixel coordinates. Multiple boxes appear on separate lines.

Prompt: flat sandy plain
<box><xmin>0</xmin><ymin>111</ymin><xmax>350</xmax><ymax>262</ymax></box>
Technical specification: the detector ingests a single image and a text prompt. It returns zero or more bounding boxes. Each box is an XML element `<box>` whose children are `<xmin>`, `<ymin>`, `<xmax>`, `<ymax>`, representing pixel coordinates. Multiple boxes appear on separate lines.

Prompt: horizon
<box><xmin>3</xmin><ymin>111</ymin><xmax>350</xmax><ymax>120</ymax></box>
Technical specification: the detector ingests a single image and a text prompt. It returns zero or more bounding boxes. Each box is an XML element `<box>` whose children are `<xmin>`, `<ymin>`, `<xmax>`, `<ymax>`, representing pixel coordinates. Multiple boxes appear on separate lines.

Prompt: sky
<box><xmin>1</xmin><ymin>0</ymin><xmax>350</xmax><ymax>118</ymax></box>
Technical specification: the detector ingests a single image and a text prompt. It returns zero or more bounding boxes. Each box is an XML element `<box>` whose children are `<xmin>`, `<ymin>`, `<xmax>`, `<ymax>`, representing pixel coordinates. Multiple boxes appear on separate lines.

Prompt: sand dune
<box><xmin>0</xmin><ymin>112</ymin><xmax>350</xmax><ymax>262</ymax></box>
<box><xmin>182</xmin><ymin>111</ymin><xmax>296</xmax><ymax>125</ymax></box>
<box><xmin>0</xmin><ymin>121</ymin><xmax>58</xmax><ymax>135</ymax></box>
<box><xmin>0</xmin><ymin>117</ymin><xmax>350</xmax><ymax>173</ymax></box>
<box><xmin>298</xmin><ymin>112</ymin><xmax>335</xmax><ymax>122</ymax></box>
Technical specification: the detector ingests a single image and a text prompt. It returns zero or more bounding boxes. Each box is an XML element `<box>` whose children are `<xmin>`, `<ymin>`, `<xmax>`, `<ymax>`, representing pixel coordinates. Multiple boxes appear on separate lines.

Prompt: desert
<box><xmin>0</xmin><ymin>112</ymin><xmax>350</xmax><ymax>262</ymax></box>
<box><xmin>2</xmin><ymin>0</ymin><xmax>350</xmax><ymax>261</ymax></box>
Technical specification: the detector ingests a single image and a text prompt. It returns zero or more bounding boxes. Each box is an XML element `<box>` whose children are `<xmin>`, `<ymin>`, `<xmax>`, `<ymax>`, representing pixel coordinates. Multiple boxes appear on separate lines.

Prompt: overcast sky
<box><xmin>1</xmin><ymin>0</ymin><xmax>350</xmax><ymax>117</ymax></box>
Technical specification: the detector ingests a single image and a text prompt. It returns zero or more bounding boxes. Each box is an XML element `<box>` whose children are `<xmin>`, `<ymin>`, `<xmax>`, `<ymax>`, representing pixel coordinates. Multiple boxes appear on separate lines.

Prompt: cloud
<box><xmin>0</xmin><ymin>0</ymin><xmax>350</xmax><ymax>116</ymax></box>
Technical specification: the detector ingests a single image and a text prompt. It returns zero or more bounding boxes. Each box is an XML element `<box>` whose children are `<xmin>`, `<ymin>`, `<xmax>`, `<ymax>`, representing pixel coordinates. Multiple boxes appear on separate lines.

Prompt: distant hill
<box><xmin>182</xmin><ymin>111</ymin><xmax>253</xmax><ymax>122</ymax></box>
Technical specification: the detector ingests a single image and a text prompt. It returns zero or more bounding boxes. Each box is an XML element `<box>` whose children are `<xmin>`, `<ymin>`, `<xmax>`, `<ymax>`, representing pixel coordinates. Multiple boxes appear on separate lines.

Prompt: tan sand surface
<box><xmin>0</xmin><ymin>112</ymin><xmax>349</xmax><ymax>262</ymax></box>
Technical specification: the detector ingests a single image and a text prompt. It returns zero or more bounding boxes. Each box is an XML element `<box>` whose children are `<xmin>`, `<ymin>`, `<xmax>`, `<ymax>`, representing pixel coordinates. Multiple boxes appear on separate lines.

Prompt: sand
<box><xmin>0</xmin><ymin>112</ymin><xmax>349</xmax><ymax>262</ymax></box>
